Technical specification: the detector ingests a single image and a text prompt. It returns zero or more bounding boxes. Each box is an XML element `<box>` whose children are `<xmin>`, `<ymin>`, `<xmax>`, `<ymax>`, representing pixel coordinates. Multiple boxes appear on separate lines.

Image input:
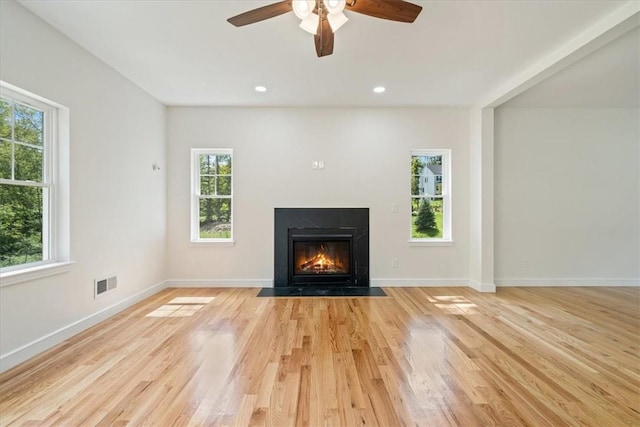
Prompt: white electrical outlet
<box><xmin>391</xmin><ymin>258</ymin><xmax>399</xmax><ymax>268</ymax></box>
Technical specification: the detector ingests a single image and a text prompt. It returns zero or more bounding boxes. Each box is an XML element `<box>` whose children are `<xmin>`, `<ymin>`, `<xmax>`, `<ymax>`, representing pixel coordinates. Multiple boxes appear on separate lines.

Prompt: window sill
<box><xmin>189</xmin><ymin>240</ymin><xmax>235</xmax><ymax>248</ymax></box>
<box><xmin>408</xmin><ymin>240</ymin><xmax>454</xmax><ymax>247</ymax></box>
<box><xmin>0</xmin><ymin>261</ymin><xmax>75</xmax><ymax>288</ymax></box>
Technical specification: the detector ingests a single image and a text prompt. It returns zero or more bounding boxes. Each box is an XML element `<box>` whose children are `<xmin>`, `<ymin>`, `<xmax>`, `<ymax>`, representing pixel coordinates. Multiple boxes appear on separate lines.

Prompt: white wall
<box><xmin>494</xmin><ymin>107</ymin><xmax>639</xmax><ymax>285</ymax></box>
<box><xmin>0</xmin><ymin>0</ymin><xmax>167</xmax><ymax>370</ymax></box>
<box><xmin>167</xmin><ymin>107</ymin><xmax>471</xmax><ymax>285</ymax></box>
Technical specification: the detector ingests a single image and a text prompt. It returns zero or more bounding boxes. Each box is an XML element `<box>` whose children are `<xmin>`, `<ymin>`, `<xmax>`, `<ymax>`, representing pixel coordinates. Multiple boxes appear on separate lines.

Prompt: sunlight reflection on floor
<box><xmin>145</xmin><ymin>296</ymin><xmax>215</xmax><ymax>317</ymax></box>
<box><xmin>146</xmin><ymin>304</ymin><xmax>205</xmax><ymax>317</ymax></box>
<box><xmin>431</xmin><ymin>296</ymin><xmax>477</xmax><ymax>314</ymax></box>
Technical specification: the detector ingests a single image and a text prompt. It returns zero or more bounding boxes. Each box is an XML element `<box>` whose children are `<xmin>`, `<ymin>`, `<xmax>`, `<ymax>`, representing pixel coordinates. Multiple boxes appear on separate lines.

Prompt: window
<box><xmin>410</xmin><ymin>149</ymin><xmax>451</xmax><ymax>241</ymax></box>
<box><xmin>1</xmin><ymin>87</ymin><xmax>55</xmax><ymax>271</ymax></box>
<box><xmin>191</xmin><ymin>149</ymin><xmax>233</xmax><ymax>242</ymax></box>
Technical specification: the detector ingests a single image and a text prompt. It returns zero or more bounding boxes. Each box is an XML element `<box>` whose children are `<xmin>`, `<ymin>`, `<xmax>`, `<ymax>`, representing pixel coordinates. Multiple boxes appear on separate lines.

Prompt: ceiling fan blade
<box><xmin>314</xmin><ymin>16</ymin><xmax>334</xmax><ymax>57</ymax></box>
<box><xmin>227</xmin><ymin>1</ymin><xmax>292</xmax><ymax>27</ymax></box>
<box><xmin>345</xmin><ymin>0</ymin><xmax>422</xmax><ymax>23</ymax></box>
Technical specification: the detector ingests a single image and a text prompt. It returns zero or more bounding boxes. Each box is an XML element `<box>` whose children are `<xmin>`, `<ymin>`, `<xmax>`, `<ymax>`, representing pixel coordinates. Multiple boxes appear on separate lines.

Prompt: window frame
<box><xmin>190</xmin><ymin>148</ymin><xmax>234</xmax><ymax>244</ymax></box>
<box><xmin>1</xmin><ymin>87</ymin><xmax>55</xmax><ymax>271</ymax></box>
<box><xmin>0</xmin><ymin>82</ymin><xmax>72</xmax><ymax>286</ymax></box>
<box><xmin>409</xmin><ymin>149</ymin><xmax>452</xmax><ymax>245</ymax></box>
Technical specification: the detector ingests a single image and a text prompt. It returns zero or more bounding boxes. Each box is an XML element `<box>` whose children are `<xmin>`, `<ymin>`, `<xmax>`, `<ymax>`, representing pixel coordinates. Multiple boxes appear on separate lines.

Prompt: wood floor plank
<box><xmin>0</xmin><ymin>287</ymin><xmax>638</xmax><ymax>426</ymax></box>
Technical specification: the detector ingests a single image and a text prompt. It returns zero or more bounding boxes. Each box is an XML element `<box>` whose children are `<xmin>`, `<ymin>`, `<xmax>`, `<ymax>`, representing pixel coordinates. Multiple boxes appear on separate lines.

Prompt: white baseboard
<box><xmin>495</xmin><ymin>278</ymin><xmax>640</xmax><ymax>287</ymax></box>
<box><xmin>468</xmin><ymin>280</ymin><xmax>497</xmax><ymax>293</ymax></box>
<box><xmin>0</xmin><ymin>280</ymin><xmax>167</xmax><ymax>374</ymax></box>
<box><xmin>371</xmin><ymin>278</ymin><xmax>470</xmax><ymax>287</ymax></box>
<box><xmin>166</xmin><ymin>278</ymin><xmax>494</xmax><ymax>291</ymax></box>
<box><xmin>374</xmin><ymin>278</ymin><xmax>496</xmax><ymax>293</ymax></box>
<box><xmin>165</xmin><ymin>279</ymin><xmax>273</xmax><ymax>288</ymax></box>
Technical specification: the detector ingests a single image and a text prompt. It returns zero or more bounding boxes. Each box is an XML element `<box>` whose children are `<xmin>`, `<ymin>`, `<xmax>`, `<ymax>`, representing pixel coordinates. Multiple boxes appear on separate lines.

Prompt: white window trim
<box><xmin>0</xmin><ymin>261</ymin><xmax>75</xmax><ymax>288</ymax></box>
<box><xmin>408</xmin><ymin>240</ymin><xmax>454</xmax><ymax>247</ymax></box>
<box><xmin>190</xmin><ymin>148</ymin><xmax>234</xmax><ymax>245</ymax></box>
<box><xmin>409</xmin><ymin>149</ymin><xmax>453</xmax><ymax>244</ymax></box>
<box><xmin>0</xmin><ymin>82</ymin><xmax>71</xmax><ymax>283</ymax></box>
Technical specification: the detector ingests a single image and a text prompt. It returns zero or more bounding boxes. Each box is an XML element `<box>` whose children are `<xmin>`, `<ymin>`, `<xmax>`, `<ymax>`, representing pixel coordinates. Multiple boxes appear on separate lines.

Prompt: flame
<box><xmin>298</xmin><ymin>244</ymin><xmax>345</xmax><ymax>273</ymax></box>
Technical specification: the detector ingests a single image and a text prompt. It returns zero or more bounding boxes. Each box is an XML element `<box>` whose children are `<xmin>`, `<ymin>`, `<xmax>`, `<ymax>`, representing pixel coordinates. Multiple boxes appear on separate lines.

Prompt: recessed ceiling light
<box><xmin>255</xmin><ymin>85</ymin><xmax>267</xmax><ymax>93</ymax></box>
<box><xmin>373</xmin><ymin>86</ymin><xmax>386</xmax><ymax>94</ymax></box>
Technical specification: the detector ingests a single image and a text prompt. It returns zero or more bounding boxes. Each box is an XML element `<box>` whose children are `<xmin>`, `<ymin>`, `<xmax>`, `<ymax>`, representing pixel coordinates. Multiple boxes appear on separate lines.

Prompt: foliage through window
<box><xmin>191</xmin><ymin>149</ymin><xmax>233</xmax><ymax>241</ymax></box>
<box><xmin>0</xmin><ymin>90</ymin><xmax>52</xmax><ymax>269</ymax></box>
<box><xmin>410</xmin><ymin>150</ymin><xmax>451</xmax><ymax>240</ymax></box>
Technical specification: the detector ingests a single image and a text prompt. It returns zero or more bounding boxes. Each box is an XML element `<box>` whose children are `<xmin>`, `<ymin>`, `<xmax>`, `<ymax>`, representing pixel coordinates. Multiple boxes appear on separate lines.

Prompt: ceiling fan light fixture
<box><xmin>292</xmin><ymin>0</ymin><xmax>315</xmax><ymax>20</ymax></box>
<box><xmin>227</xmin><ymin>0</ymin><xmax>423</xmax><ymax>57</ymax></box>
<box><xmin>324</xmin><ymin>0</ymin><xmax>346</xmax><ymax>14</ymax></box>
<box><xmin>327</xmin><ymin>11</ymin><xmax>348</xmax><ymax>32</ymax></box>
<box><xmin>299</xmin><ymin>12</ymin><xmax>320</xmax><ymax>35</ymax></box>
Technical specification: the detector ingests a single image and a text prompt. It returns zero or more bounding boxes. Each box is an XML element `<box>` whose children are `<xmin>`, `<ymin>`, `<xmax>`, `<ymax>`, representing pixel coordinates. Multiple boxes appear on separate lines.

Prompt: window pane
<box><xmin>200</xmin><ymin>176</ymin><xmax>216</xmax><ymax>196</ymax></box>
<box><xmin>199</xmin><ymin>197</ymin><xmax>231</xmax><ymax>239</ymax></box>
<box><xmin>0</xmin><ymin>98</ymin><xmax>11</xmax><ymax>139</ymax></box>
<box><xmin>217</xmin><ymin>176</ymin><xmax>231</xmax><ymax>196</ymax></box>
<box><xmin>0</xmin><ymin>184</ymin><xmax>45</xmax><ymax>268</ymax></box>
<box><xmin>413</xmin><ymin>163</ymin><xmax>443</xmax><ymax>196</ymax></box>
<box><xmin>0</xmin><ymin>141</ymin><xmax>10</xmax><ymax>179</ymax></box>
<box><xmin>411</xmin><ymin>197</ymin><xmax>443</xmax><ymax>239</ymax></box>
<box><xmin>14</xmin><ymin>104</ymin><xmax>43</xmax><ymax>146</ymax></box>
<box><xmin>217</xmin><ymin>155</ymin><xmax>232</xmax><ymax>174</ymax></box>
<box><xmin>15</xmin><ymin>144</ymin><xmax>43</xmax><ymax>182</ymax></box>
<box><xmin>200</xmin><ymin>154</ymin><xmax>217</xmax><ymax>175</ymax></box>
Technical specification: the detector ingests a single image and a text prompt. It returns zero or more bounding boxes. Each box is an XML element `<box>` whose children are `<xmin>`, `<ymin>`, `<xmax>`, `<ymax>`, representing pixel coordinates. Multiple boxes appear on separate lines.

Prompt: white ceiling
<box><xmin>18</xmin><ymin>0</ymin><xmax>635</xmax><ymax>107</ymax></box>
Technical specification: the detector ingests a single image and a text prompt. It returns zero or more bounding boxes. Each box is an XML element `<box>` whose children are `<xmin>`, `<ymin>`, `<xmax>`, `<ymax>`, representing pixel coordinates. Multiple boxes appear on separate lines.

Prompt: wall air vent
<box><xmin>95</xmin><ymin>274</ymin><xmax>117</xmax><ymax>298</ymax></box>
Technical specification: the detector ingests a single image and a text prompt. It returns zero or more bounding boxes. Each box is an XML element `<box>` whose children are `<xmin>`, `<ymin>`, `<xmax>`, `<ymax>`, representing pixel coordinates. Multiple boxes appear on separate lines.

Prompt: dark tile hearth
<box><xmin>257</xmin><ymin>287</ymin><xmax>386</xmax><ymax>297</ymax></box>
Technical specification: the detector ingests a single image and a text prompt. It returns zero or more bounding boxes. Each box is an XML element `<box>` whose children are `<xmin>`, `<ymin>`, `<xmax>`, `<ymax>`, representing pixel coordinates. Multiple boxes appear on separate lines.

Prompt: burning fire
<box><xmin>298</xmin><ymin>245</ymin><xmax>345</xmax><ymax>273</ymax></box>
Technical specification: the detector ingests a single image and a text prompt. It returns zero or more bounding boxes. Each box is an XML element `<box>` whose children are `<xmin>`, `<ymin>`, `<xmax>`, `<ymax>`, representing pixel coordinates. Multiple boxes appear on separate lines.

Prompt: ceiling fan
<box><xmin>227</xmin><ymin>0</ymin><xmax>422</xmax><ymax>57</ymax></box>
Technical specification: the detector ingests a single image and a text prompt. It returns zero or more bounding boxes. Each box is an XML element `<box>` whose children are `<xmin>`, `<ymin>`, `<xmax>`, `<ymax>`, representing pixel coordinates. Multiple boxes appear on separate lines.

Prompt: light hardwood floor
<box><xmin>0</xmin><ymin>287</ymin><xmax>638</xmax><ymax>426</ymax></box>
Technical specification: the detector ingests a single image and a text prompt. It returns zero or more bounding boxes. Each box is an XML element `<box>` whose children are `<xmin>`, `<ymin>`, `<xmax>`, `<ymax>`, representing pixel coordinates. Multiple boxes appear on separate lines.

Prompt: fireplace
<box><xmin>289</xmin><ymin>228</ymin><xmax>354</xmax><ymax>285</ymax></box>
<box><xmin>274</xmin><ymin>208</ymin><xmax>369</xmax><ymax>288</ymax></box>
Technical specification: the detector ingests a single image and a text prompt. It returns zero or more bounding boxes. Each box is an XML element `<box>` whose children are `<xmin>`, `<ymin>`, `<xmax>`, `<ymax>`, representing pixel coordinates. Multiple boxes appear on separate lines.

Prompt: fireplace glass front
<box><xmin>293</xmin><ymin>240</ymin><xmax>351</xmax><ymax>275</ymax></box>
<box><xmin>288</xmin><ymin>229</ymin><xmax>354</xmax><ymax>286</ymax></box>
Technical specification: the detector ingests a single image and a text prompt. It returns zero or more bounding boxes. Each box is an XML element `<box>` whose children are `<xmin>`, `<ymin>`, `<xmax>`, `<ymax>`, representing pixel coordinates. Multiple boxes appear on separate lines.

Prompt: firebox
<box><xmin>288</xmin><ymin>229</ymin><xmax>354</xmax><ymax>285</ymax></box>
